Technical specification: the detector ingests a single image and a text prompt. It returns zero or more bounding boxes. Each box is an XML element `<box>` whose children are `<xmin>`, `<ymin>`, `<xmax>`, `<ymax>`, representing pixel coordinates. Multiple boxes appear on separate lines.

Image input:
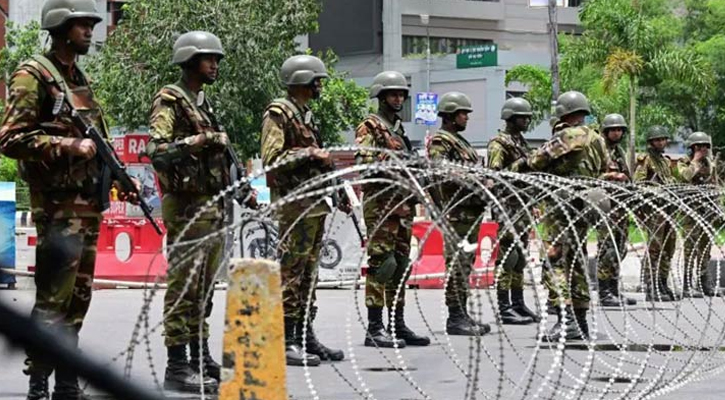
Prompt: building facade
<box><xmin>310</xmin><ymin>0</ymin><xmax>584</xmax><ymax>148</ymax></box>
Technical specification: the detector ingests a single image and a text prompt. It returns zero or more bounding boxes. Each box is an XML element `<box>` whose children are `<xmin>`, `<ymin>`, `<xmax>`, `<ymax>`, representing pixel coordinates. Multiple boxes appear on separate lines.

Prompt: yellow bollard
<box><xmin>220</xmin><ymin>259</ymin><xmax>287</xmax><ymax>400</ymax></box>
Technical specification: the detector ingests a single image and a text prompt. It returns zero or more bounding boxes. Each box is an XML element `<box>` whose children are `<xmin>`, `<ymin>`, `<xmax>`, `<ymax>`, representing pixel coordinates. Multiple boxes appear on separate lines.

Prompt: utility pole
<box><xmin>548</xmin><ymin>0</ymin><xmax>560</xmax><ymax>115</ymax></box>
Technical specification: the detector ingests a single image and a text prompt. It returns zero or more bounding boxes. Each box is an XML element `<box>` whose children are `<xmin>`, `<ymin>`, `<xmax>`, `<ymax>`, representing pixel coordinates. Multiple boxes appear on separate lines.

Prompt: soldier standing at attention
<box><xmin>596</xmin><ymin>114</ymin><xmax>637</xmax><ymax>307</ymax></box>
<box><xmin>147</xmin><ymin>31</ymin><xmax>232</xmax><ymax>393</ymax></box>
<box><xmin>261</xmin><ymin>55</ymin><xmax>348</xmax><ymax>366</ymax></box>
<box><xmin>355</xmin><ymin>71</ymin><xmax>430</xmax><ymax>348</ymax></box>
<box><xmin>487</xmin><ymin>97</ymin><xmax>538</xmax><ymax>325</ymax></box>
<box><xmin>428</xmin><ymin>92</ymin><xmax>491</xmax><ymax>336</ymax></box>
<box><xmin>527</xmin><ymin>91</ymin><xmax>609</xmax><ymax>341</ymax></box>
<box><xmin>0</xmin><ymin>1</ymin><xmax>139</xmax><ymax>399</ymax></box>
<box><xmin>678</xmin><ymin>132</ymin><xmax>720</xmax><ymax>298</ymax></box>
<box><xmin>634</xmin><ymin>126</ymin><xmax>679</xmax><ymax>302</ymax></box>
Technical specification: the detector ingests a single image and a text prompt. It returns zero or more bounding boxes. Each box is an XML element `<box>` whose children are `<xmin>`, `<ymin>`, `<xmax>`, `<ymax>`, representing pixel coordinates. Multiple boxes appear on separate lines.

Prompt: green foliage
<box><xmin>311</xmin><ymin>51</ymin><xmax>371</xmax><ymax>145</ymax></box>
<box><xmin>0</xmin><ymin>155</ymin><xmax>18</xmax><ymax>183</ymax></box>
<box><xmin>0</xmin><ymin>21</ymin><xmax>43</xmax><ymax>116</ymax></box>
<box><xmin>504</xmin><ymin>65</ymin><xmax>551</xmax><ymax>126</ymax></box>
<box><xmin>88</xmin><ymin>0</ymin><xmax>317</xmax><ymax>160</ymax></box>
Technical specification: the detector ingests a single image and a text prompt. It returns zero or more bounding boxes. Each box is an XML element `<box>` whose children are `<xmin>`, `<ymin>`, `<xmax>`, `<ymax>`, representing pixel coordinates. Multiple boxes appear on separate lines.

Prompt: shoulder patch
<box><xmin>636</xmin><ymin>154</ymin><xmax>647</xmax><ymax>163</ymax></box>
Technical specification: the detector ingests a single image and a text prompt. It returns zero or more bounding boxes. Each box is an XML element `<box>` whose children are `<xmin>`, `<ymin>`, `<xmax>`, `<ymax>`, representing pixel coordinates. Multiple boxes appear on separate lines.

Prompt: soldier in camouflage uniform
<box><xmin>428</xmin><ymin>92</ymin><xmax>491</xmax><ymax>336</ymax></box>
<box><xmin>486</xmin><ymin>97</ymin><xmax>537</xmax><ymax>325</ymax></box>
<box><xmin>261</xmin><ymin>55</ymin><xmax>347</xmax><ymax>366</ymax></box>
<box><xmin>596</xmin><ymin>114</ymin><xmax>637</xmax><ymax>307</ymax></box>
<box><xmin>355</xmin><ymin>71</ymin><xmax>430</xmax><ymax>348</ymax></box>
<box><xmin>678</xmin><ymin>132</ymin><xmax>720</xmax><ymax>298</ymax></box>
<box><xmin>147</xmin><ymin>31</ymin><xmax>231</xmax><ymax>393</ymax></box>
<box><xmin>527</xmin><ymin>91</ymin><xmax>610</xmax><ymax>341</ymax></box>
<box><xmin>634</xmin><ymin>126</ymin><xmax>679</xmax><ymax>302</ymax></box>
<box><xmin>0</xmin><ymin>1</ymin><xmax>139</xmax><ymax>399</ymax></box>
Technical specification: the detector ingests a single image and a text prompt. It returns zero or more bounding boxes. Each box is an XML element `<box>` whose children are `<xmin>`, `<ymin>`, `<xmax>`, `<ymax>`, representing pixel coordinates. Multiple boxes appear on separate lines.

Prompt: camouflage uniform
<box><xmin>487</xmin><ymin>128</ymin><xmax>531</xmax><ymax>292</ymax></box>
<box><xmin>147</xmin><ymin>80</ymin><xmax>228</xmax><ymax>348</ymax></box>
<box><xmin>356</xmin><ymin>113</ymin><xmax>414</xmax><ymax>310</ymax></box>
<box><xmin>529</xmin><ymin>121</ymin><xmax>609</xmax><ymax>311</ymax></box>
<box><xmin>261</xmin><ymin>96</ymin><xmax>329</xmax><ymax>321</ymax></box>
<box><xmin>596</xmin><ymin>135</ymin><xmax>630</xmax><ymax>283</ymax></box>
<box><xmin>634</xmin><ymin>146</ymin><xmax>677</xmax><ymax>299</ymax></box>
<box><xmin>677</xmin><ymin>134</ymin><xmax>719</xmax><ymax>296</ymax></box>
<box><xmin>0</xmin><ymin>52</ymin><xmax>108</xmax><ymax>377</ymax></box>
<box><xmin>428</xmin><ymin>129</ymin><xmax>484</xmax><ymax>309</ymax></box>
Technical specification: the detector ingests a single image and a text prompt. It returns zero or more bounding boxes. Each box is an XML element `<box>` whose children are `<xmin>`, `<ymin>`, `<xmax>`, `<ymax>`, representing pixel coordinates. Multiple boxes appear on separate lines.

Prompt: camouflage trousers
<box><xmin>639</xmin><ymin>212</ymin><xmax>676</xmax><ymax>288</ymax></box>
<box><xmin>682</xmin><ymin>216</ymin><xmax>712</xmax><ymax>290</ymax></box>
<box><xmin>27</xmin><ymin>217</ymin><xmax>100</xmax><ymax>373</ymax></box>
<box><xmin>277</xmin><ymin>213</ymin><xmax>326</xmax><ymax>320</ymax></box>
<box><xmin>543</xmin><ymin>215</ymin><xmax>591</xmax><ymax>310</ymax></box>
<box><xmin>363</xmin><ymin>200</ymin><xmax>412</xmax><ymax>309</ymax></box>
<box><xmin>596</xmin><ymin>210</ymin><xmax>629</xmax><ymax>282</ymax></box>
<box><xmin>163</xmin><ymin>217</ymin><xmax>224</xmax><ymax>347</ymax></box>
<box><xmin>445</xmin><ymin>218</ymin><xmax>479</xmax><ymax>310</ymax></box>
<box><xmin>494</xmin><ymin>210</ymin><xmax>531</xmax><ymax>291</ymax></box>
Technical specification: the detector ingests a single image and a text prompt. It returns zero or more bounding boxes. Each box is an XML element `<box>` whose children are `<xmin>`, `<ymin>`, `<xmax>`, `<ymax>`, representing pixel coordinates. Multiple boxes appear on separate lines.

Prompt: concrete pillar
<box><xmin>382</xmin><ymin>0</ymin><xmax>402</xmax><ymax>71</ymax></box>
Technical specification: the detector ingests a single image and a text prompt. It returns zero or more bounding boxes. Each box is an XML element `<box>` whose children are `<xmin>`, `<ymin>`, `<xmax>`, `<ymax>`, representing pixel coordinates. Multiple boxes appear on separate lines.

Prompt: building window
<box><xmin>529</xmin><ymin>0</ymin><xmax>584</xmax><ymax>6</ymax></box>
<box><xmin>107</xmin><ymin>1</ymin><xmax>127</xmax><ymax>27</ymax></box>
<box><xmin>402</xmin><ymin>36</ymin><xmax>493</xmax><ymax>57</ymax></box>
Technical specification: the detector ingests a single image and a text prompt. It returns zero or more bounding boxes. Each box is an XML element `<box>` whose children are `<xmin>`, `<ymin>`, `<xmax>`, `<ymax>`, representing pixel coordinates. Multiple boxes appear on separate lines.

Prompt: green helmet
<box><xmin>41</xmin><ymin>0</ymin><xmax>103</xmax><ymax>31</ymax></box>
<box><xmin>554</xmin><ymin>91</ymin><xmax>591</xmax><ymax>118</ymax></box>
<box><xmin>437</xmin><ymin>92</ymin><xmax>473</xmax><ymax>116</ymax></box>
<box><xmin>686</xmin><ymin>131</ymin><xmax>711</xmax><ymax>148</ymax></box>
<box><xmin>280</xmin><ymin>55</ymin><xmax>329</xmax><ymax>86</ymax></box>
<box><xmin>601</xmin><ymin>113</ymin><xmax>627</xmax><ymax>131</ymax></box>
<box><xmin>500</xmin><ymin>97</ymin><xmax>533</xmax><ymax>120</ymax></box>
<box><xmin>172</xmin><ymin>31</ymin><xmax>225</xmax><ymax>65</ymax></box>
<box><xmin>369</xmin><ymin>71</ymin><xmax>409</xmax><ymax>99</ymax></box>
<box><xmin>646</xmin><ymin>125</ymin><xmax>670</xmax><ymax>141</ymax></box>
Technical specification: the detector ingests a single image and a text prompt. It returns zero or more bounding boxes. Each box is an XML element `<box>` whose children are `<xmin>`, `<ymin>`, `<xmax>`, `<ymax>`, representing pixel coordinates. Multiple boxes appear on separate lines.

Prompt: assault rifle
<box><xmin>67</xmin><ymin>108</ymin><xmax>163</xmax><ymax>235</ymax></box>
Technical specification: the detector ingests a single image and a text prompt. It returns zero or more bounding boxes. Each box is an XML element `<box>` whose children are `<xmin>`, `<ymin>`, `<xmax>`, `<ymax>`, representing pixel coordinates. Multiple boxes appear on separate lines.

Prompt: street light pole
<box><xmin>548</xmin><ymin>0</ymin><xmax>560</xmax><ymax>116</ymax></box>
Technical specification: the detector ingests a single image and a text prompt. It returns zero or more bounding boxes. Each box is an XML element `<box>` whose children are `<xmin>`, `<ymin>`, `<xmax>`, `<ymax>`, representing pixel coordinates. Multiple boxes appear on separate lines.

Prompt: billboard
<box><xmin>0</xmin><ymin>182</ymin><xmax>16</xmax><ymax>285</ymax></box>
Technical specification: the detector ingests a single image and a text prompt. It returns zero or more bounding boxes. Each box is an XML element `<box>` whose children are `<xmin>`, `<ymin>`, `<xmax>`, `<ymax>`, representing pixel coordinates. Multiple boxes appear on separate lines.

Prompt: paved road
<box><xmin>1</xmin><ymin>285</ymin><xmax>725</xmax><ymax>400</ymax></box>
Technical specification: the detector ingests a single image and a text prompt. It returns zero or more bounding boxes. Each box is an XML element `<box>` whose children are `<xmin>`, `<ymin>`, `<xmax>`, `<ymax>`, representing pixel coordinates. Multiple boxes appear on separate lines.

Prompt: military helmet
<box><xmin>280</xmin><ymin>55</ymin><xmax>329</xmax><ymax>86</ymax></box>
<box><xmin>369</xmin><ymin>71</ymin><xmax>409</xmax><ymax>99</ymax></box>
<box><xmin>686</xmin><ymin>131</ymin><xmax>711</xmax><ymax>148</ymax></box>
<box><xmin>41</xmin><ymin>0</ymin><xmax>103</xmax><ymax>31</ymax></box>
<box><xmin>646</xmin><ymin>125</ymin><xmax>670</xmax><ymax>141</ymax></box>
<box><xmin>554</xmin><ymin>91</ymin><xmax>591</xmax><ymax>118</ymax></box>
<box><xmin>500</xmin><ymin>97</ymin><xmax>533</xmax><ymax>120</ymax></box>
<box><xmin>601</xmin><ymin>113</ymin><xmax>628</xmax><ymax>131</ymax></box>
<box><xmin>437</xmin><ymin>92</ymin><xmax>473</xmax><ymax>116</ymax></box>
<box><xmin>172</xmin><ymin>31</ymin><xmax>225</xmax><ymax>65</ymax></box>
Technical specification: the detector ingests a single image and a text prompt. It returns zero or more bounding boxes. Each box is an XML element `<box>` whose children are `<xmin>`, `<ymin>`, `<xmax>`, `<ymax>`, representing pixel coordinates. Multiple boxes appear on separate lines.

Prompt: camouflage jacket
<box><xmin>486</xmin><ymin>129</ymin><xmax>530</xmax><ymax>172</ymax></box>
<box><xmin>428</xmin><ymin>128</ymin><xmax>484</xmax><ymax>219</ymax></box>
<box><xmin>528</xmin><ymin>123</ymin><xmax>609</xmax><ymax>178</ymax></box>
<box><xmin>677</xmin><ymin>154</ymin><xmax>718</xmax><ymax>185</ymax></box>
<box><xmin>634</xmin><ymin>149</ymin><xmax>675</xmax><ymax>184</ymax></box>
<box><xmin>355</xmin><ymin>112</ymin><xmax>412</xmax><ymax>163</ymax></box>
<box><xmin>355</xmin><ymin>112</ymin><xmax>416</xmax><ymax>215</ymax></box>
<box><xmin>260</xmin><ymin>96</ymin><xmax>328</xmax><ymax>216</ymax></box>
<box><xmin>604</xmin><ymin>138</ymin><xmax>631</xmax><ymax>181</ymax></box>
<box><xmin>148</xmin><ymin>81</ymin><xmax>231</xmax><ymax>196</ymax></box>
<box><xmin>0</xmin><ymin>52</ymin><xmax>109</xmax><ymax>220</ymax></box>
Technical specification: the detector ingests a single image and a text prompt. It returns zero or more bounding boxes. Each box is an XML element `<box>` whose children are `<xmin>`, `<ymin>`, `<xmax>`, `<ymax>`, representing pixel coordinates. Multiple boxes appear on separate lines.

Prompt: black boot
<box><xmin>610</xmin><ymin>279</ymin><xmax>637</xmax><ymax>305</ymax></box>
<box><xmin>543</xmin><ymin>306</ymin><xmax>584</xmax><ymax>342</ymax></box>
<box><xmin>660</xmin><ymin>278</ymin><xmax>680</xmax><ymax>301</ymax></box>
<box><xmin>388</xmin><ymin>305</ymin><xmax>430</xmax><ymax>346</ymax></box>
<box><xmin>284</xmin><ymin>317</ymin><xmax>321</xmax><ymax>366</ymax></box>
<box><xmin>52</xmin><ymin>366</ymin><xmax>93</xmax><ymax>400</ymax></box>
<box><xmin>26</xmin><ymin>371</ymin><xmax>49</xmax><ymax>400</ymax></box>
<box><xmin>497</xmin><ymin>290</ymin><xmax>533</xmax><ymax>325</ymax></box>
<box><xmin>599</xmin><ymin>279</ymin><xmax>622</xmax><ymax>307</ymax></box>
<box><xmin>447</xmin><ymin>306</ymin><xmax>488</xmax><ymax>336</ymax></box>
<box><xmin>511</xmin><ymin>289</ymin><xmax>541</xmax><ymax>323</ymax></box>
<box><xmin>574</xmin><ymin>308</ymin><xmax>589</xmax><ymax>340</ymax></box>
<box><xmin>683</xmin><ymin>275</ymin><xmax>704</xmax><ymax>298</ymax></box>
<box><xmin>189</xmin><ymin>339</ymin><xmax>221</xmax><ymax>382</ymax></box>
<box><xmin>365</xmin><ymin>307</ymin><xmax>406</xmax><ymax>348</ymax></box>
<box><xmin>164</xmin><ymin>344</ymin><xmax>218</xmax><ymax>393</ymax></box>
<box><xmin>300</xmin><ymin>307</ymin><xmax>345</xmax><ymax>361</ymax></box>
<box><xmin>645</xmin><ymin>281</ymin><xmax>673</xmax><ymax>302</ymax></box>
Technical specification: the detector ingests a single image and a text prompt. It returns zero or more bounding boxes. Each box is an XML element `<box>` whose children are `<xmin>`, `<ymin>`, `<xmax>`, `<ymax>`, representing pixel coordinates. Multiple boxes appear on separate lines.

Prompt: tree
<box><xmin>562</xmin><ymin>0</ymin><xmax>712</xmax><ymax>167</ymax></box>
<box><xmin>88</xmin><ymin>0</ymin><xmax>369</xmax><ymax>160</ymax></box>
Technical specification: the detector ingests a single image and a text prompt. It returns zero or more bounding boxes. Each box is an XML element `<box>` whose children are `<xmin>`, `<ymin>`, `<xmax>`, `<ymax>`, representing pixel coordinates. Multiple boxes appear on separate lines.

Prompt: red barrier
<box><xmin>407</xmin><ymin>221</ymin><xmax>498</xmax><ymax>289</ymax></box>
